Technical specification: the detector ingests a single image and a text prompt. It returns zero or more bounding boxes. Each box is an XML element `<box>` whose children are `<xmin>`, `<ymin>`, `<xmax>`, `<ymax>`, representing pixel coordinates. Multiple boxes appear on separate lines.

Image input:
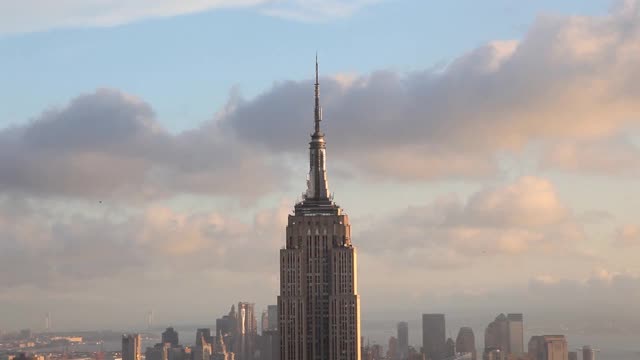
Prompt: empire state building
<box><xmin>278</xmin><ymin>60</ymin><xmax>361</xmax><ymax>360</ymax></box>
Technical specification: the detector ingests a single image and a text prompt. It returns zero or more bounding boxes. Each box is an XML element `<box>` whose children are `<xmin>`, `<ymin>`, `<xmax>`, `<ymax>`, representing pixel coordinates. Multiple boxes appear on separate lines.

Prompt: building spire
<box><xmin>304</xmin><ymin>55</ymin><xmax>331</xmax><ymax>202</ymax></box>
<box><xmin>314</xmin><ymin>53</ymin><xmax>322</xmax><ymax>135</ymax></box>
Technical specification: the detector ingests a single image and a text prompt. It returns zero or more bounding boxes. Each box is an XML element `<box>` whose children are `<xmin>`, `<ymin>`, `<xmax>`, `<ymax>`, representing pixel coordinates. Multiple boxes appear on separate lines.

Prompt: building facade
<box><xmin>267</xmin><ymin>305</ymin><xmax>278</xmax><ymax>331</ymax></box>
<box><xmin>507</xmin><ymin>314</ymin><xmax>524</xmax><ymax>356</ymax></box>
<box><xmin>122</xmin><ymin>334</ymin><xmax>141</xmax><ymax>360</ymax></box>
<box><xmin>484</xmin><ymin>314</ymin><xmax>509</xmax><ymax>355</ymax></box>
<box><xmin>278</xmin><ymin>59</ymin><xmax>361</xmax><ymax>360</ymax></box>
<box><xmin>398</xmin><ymin>322</ymin><xmax>409</xmax><ymax>360</ymax></box>
<box><xmin>235</xmin><ymin>302</ymin><xmax>257</xmax><ymax>360</ymax></box>
<box><xmin>162</xmin><ymin>327</ymin><xmax>179</xmax><ymax>347</ymax></box>
<box><xmin>145</xmin><ymin>343</ymin><xmax>170</xmax><ymax>360</ymax></box>
<box><xmin>528</xmin><ymin>336</ymin><xmax>567</xmax><ymax>360</ymax></box>
<box><xmin>581</xmin><ymin>346</ymin><xmax>596</xmax><ymax>360</ymax></box>
<box><xmin>422</xmin><ymin>314</ymin><xmax>446</xmax><ymax>360</ymax></box>
<box><xmin>455</xmin><ymin>327</ymin><xmax>476</xmax><ymax>360</ymax></box>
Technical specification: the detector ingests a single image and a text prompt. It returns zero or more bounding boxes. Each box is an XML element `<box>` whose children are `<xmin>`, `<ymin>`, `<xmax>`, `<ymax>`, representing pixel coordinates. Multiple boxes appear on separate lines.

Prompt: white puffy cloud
<box><xmin>0</xmin><ymin>197</ymin><xmax>289</xmax><ymax>290</ymax></box>
<box><xmin>358</xmin><ymin>176</ymin><xmax>583</xmax><ymax>269</ymax></box>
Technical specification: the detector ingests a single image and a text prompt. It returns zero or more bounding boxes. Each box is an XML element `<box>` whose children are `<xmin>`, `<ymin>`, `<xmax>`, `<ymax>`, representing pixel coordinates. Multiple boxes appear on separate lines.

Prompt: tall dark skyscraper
<box><xmin>162</xmin><ymin>327</ymin><xmax>179</xmax><ymax>347</ymax></box>
<box><xmin>278</xmin><ymin>58</ymin><xmax>361</xmax><ymax>360</ymax></box>
<box><xmin>422</xmin><ymin>314</ymin><xmax>445</xmax><ymax>360</ymax></box>
<box><xmin>397</xmin><ymin>322</ymin><xmax>409</xmax><ymax>360</ymax></box>
<box><xmin>122</xmin><ymin>334</ymin><xmax>141</xmax><ymax>360</ymax></box>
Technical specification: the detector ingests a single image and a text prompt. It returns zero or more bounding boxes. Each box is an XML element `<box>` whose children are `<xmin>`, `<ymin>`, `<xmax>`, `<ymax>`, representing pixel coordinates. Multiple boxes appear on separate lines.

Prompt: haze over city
<box><xmin>2</xmin><ymin>1</ymin><xmax>640</xmax><ymax>359</ymax></box>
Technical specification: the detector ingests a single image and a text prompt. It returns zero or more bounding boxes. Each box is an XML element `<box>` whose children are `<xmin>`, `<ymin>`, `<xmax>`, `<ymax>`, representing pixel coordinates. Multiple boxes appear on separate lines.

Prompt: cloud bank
<box><xmin>0</xmin><ymin>89</ymin><xmax>282</xmax><ymax>199</ymax></box>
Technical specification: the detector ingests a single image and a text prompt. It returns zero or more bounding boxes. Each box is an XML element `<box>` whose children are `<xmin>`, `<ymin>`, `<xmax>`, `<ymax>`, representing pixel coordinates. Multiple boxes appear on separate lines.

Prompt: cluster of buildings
<box><xmin>367</xmin><ymin>313</ymin><xmax>596</xmax><ymax>360</ymax></box>
<box><xmin>122</xmin><ymin>303</ymin><xmax>279</xmax><ymax>360</ymax></box>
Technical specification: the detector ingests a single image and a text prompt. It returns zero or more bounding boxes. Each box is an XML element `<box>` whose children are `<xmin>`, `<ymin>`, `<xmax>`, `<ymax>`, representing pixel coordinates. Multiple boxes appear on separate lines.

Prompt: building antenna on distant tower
<box><xmin>314</xmin><ymin>53</ymin><xmax>322</xmax><ymax>135</ymax></box>
<box><xmin>45</xmin><ymin>312</ymin><xmax>51</xmax><ymax>331</ymax></box>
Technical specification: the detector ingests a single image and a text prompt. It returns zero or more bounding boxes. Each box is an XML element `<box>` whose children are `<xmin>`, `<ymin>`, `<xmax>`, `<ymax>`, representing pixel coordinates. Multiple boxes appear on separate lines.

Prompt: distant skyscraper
<box><xmin>217</xmin><ymin>305</ymin><xmax>238</xmax><ymax>338</ymax></box>
<box><xmin>146</xmin><ymin>343</ymin><xmax>170</xmax><ymax>360</ymax></box>
<box><xmin>528</xmin><ymin>335</ymin><xmax>567</xmax><ymax>360</ymax></box>
<box><xmin>235</xmin><ymin>302</ymin><xmax>257</xmax><ymax>360</ymax></box>
<box><xmin>213</xmin><ymin>336</ymin><xmax>235</xmax><ymax>360</ymax></box>
<box><xmin>147</xmin><ymin>311</ymin><xmax>154</xmax><ymax>330</ymax></box>
<box><xmin>567</xmin><ymin>352</ymin><xmax>577</xmax><ymax>360</ymax></box>
<box><xmin>582</xmin><ymin>346</ymin><xmax>596</xmax><ymax>360</ymax></box>
<box><xmin>259</xmin><ymin>329</ymin><xmax>279</xmax><ymax>360</ymax></box>
<box><xmin>456</xmin><ymin>327</ymin><xmax>476</xmax><ymax>360</ymax></box>
<box><xmin>484</xmin><ymin>314</ymin><xmax>509</xmax><ymax>354</ymax></box>
<box><xmin>196</xmin><ymin>329</ymin><xmax>214</xmax><ymax>346</ymax></box>
<box><xmin>122</xmin><ymin>334</ymin><xmax>141</xmax><ymax>360</ymax></box>
<box><xmin>388</xmin><ymin>337</ymin><xmax>399</xmax><ymax>360</ymax></box>
<box><xmin>44</xmin><ymin>313</ymin><xmax>51</xmax><ymax>331</ymax></box>
<box><xmin>507</xmin><ymin>314</ymin><xmax>524</xmax><ymax>355</ymax></box>
<box><xmin>278</xmin><ymin>58</ymin><xmax>361</xmax><ymax>360</ymax></box>
<box><xmin>398</xmin><ymin>322</ymin><xmax>409</xmax><ymax>360</ymax></box>
<box><xmin>261</xmin><ymin>310</ymin><xmax>269</xmax><ymax>333</ymax></box>
<box><xmin>445</xmin><ymin>338</ymin><xmax>455</xmax><ymax>358</ymax></box>
<box><xmin>162</xmin><ymin>327</ymin><xmax>179</xmax><ymax>347</ymax></box>
<box><xmin>482</xmin><ymin>349</ymin><xmax>503</xmax><ymax>360</ymax></box>
<box><xmin>193</xmin><ymin>333</ymin><xmax>213</xmax><ymax>360</ymax></box>
<box><xmin>267</xmin><ymin>305</ymin><xmax>278</xmax><ymax>331</ymax></box>
<box><xmin>422</xmin><ymin>314</ymin><xmax>446</xmax><ymax>360</ymax></box>
<box><xmin>408</xmin><ymin>346</ymin><xmax>426</xmax><ymax>360</ymax></box>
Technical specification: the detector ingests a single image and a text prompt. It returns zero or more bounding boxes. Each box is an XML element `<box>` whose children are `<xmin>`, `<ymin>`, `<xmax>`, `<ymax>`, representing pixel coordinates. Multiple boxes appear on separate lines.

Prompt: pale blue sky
<box><xmin>1</xmin><ymin>0</ymin><xmax>608</xmax><ymax>131</ymax></box>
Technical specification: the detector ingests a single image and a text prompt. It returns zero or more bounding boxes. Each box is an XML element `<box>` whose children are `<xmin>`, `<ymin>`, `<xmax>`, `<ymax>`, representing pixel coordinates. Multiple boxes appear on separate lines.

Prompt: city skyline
<box><xmin>1</xmin><ymin>0</ymin><xmax>640</xmax><ymax>347</ymax></box>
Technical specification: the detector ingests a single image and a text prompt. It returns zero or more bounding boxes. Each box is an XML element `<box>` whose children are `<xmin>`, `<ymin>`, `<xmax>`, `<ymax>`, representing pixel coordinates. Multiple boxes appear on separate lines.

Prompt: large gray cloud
<box><xmin>221</xmin><ymin>1</ymin><xmax>640</xmax><ymax>180</ymax></box>
<box><xmin>0</xmin><ymin>89</ymin><xmax>282</xmax><ymax>199</ymax></box>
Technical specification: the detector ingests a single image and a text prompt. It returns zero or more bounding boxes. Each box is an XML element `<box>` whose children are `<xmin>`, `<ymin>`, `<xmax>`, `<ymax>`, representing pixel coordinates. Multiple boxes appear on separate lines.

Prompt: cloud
<box><xmin>0</xmin><ymin>197</ymin><xmax>289</xmax><ymax>289</ymax></box>
<box><xmin>221</xmin><ymin>2</ymin><xmax>640</xmax><ymax>180</ymax></box>
<box><xmin>6</xmin><ymin>0</ymin><xmax>640</xmax><ymax>195</ymax></box>
<box><xmin>614</xmin><ymin>224</ymin><xmax>640</xmax><ymax>246</ymax></box>
<box><xmin>357</xmin><ymin>176</ymin><xmax>583</xmax><ymax>270</ymax></box>
<box><xmin>261</xmin><ymin>0</ymin><xmax>380</xmax><ymax>22</ymax></box>
<box><xmin>0</xmin><ymin>0</ymin><xmax>376</xmax><ymax>35</ymax></box>
<box><xmin>0</xmin><ymin>88</ymin><xmax>282</xmax><ymax>199</ymax></box>
<box><xmin>542</xmin><ymin>135</ymin><xmax>640</xmax><ymax>176</ymax></box>
<box><xmin>527</xmin><ymin>268</ymin><xmax>640</xmax><ymax>311</ymax></box>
